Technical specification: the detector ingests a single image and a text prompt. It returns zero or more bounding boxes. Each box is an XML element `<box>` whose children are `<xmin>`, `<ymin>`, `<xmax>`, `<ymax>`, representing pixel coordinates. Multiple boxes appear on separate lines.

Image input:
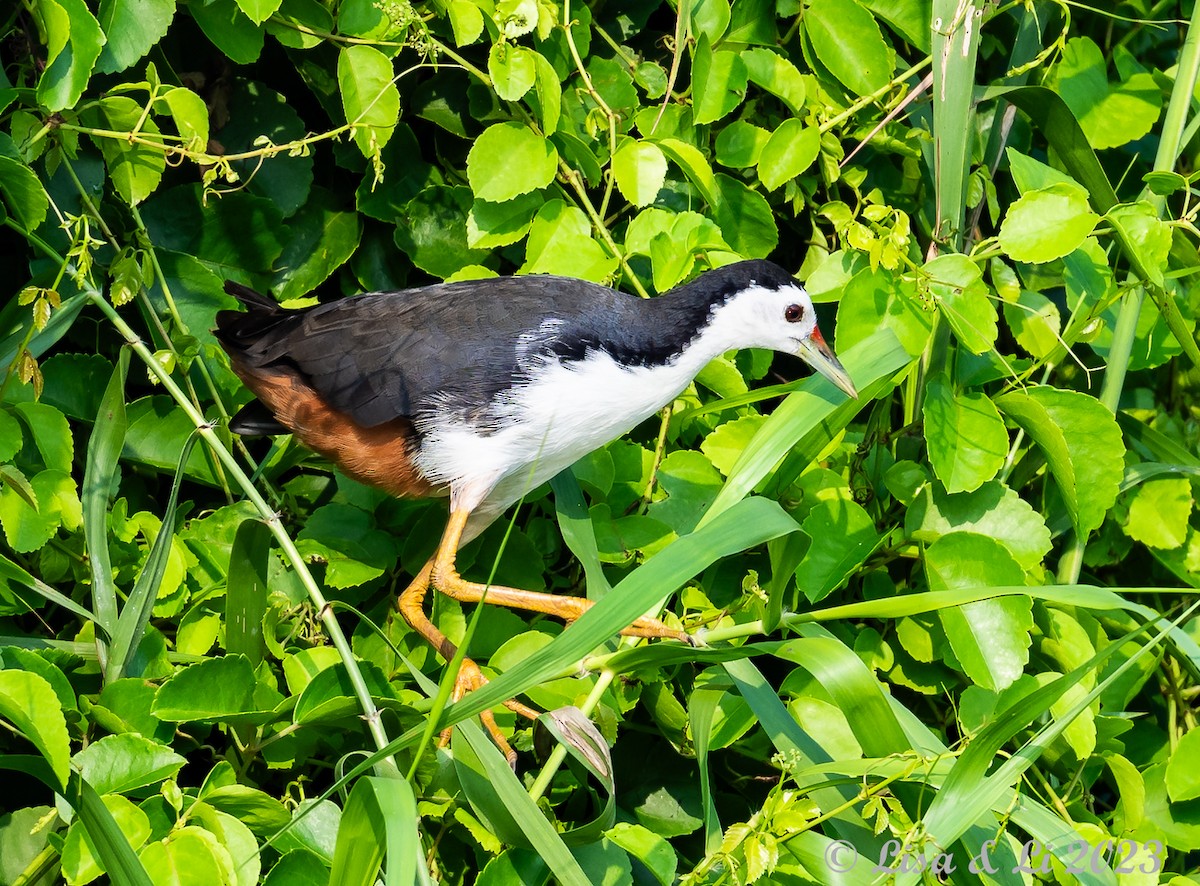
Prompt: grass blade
<box><xmin>702</xmin><ymin>329</ymin><xmax>911</xmax><ymax>525</ymax></box>
<box><xmin>67</xmin><ymin>771</ymin><xmax>154</xmax><ymax>886</ymax></box>
<box><xmin>455</xmin><ymin>719</ymin><xmax>591</xmax><ymax>886</ymax></box>
<box><xmin>441</xmin><ymin>496</ymin><xmax>797</xmax><ymax>726</ymax></box>
<box><xmin>327</xmin><ymin>775</ymin><xmax>418</xmax><ymax>886</ymax></box>
<box><xmin>0</xmin><ymin>553</ymin><xmax>96</xmax><ymax>624</ymax></box>
<box><xmin>103</xmin><ymin>432</ymin><xmax>198</xmax><ymax>684</ymax></box>
<box><xmin>83</xmin><ymin>348</ymin><xmax>129</xmax><ymax>649</ymax></box>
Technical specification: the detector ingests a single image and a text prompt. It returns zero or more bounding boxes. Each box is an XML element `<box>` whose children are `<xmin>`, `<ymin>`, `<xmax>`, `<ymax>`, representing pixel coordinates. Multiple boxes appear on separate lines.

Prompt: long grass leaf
<box><xmin>551</xmin><ymin>469</ymin><xmax>610</xmax><ymax>597</ymax></box>
<box><xmin>722</xmin><ymin>657</ymin><xmax>878</xmax><ymax>844</ymax></box>
<box><xmin>83</xmin><ymin>349</ymin><xmax>129</xmax><ymax>646</ymax></box>
<box><xmin>441</xmin><ymin>496</ymin><xmax>797</xmax><ymax>725</ymax></box>
<box><xmin>0</xmin><ymin>553</ymin><xmax>96</xmax><ymax>623</ymax></box>
<box><xmin>104</xmin><ymin>432</ymin><xmax>199</xmax><ymax>684</ymax></box>
<box><xmin>327</xmin><ymin>775</ymin><xmax>418</xmax><ymax>886</ymax></box>
<box><xmin>930</xmin><ymin>0</ymin><xmax>986</xmax><ymax>248</ymax></box>
<box><xmin>892</xmin><ymin>614</ymin><xmax>1183</xmax><ymax>886</ymax></box>
<box><xmin>455</xmin><ymin>719</ymin><xmax>591</xmax><ymax>886</ymax></box>
<box><xmin>702</xmin><ymin>330</ymin><xmax>910</xmax><ymax>524</ymax></box>
<box><xmin>68</xmin><ymin>771</ymin><xmax>154</xmax><ymax>886</ymax></box>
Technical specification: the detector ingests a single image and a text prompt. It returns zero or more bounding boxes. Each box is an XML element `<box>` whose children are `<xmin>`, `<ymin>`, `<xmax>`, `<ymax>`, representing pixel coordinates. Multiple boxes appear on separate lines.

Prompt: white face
<box><xmin>708</xmin><ymin>282</ymin><xmax>819</xmax><ymax>353</ymax></box>
<box><xmin>702</xmin><ymin>281</ymin><xmax>858</xmax><ymax>398</ymax></box>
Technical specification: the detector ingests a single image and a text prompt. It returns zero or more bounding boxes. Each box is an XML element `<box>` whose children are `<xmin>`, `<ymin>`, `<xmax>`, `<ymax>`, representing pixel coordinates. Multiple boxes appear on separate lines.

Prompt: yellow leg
<box><xmin>432</xmin><ymin>508</ymin><xmax>690</xmax><ymax>642</ymax></box>
<box><xmin>397</xmin><ymin>557</ymin><xmax>538</xmax><ymax>767</ymax></box>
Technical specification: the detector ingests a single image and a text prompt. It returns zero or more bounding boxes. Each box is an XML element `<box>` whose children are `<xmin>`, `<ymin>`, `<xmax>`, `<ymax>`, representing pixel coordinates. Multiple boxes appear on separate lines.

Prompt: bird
<box><xmin>214</xmin><ymin>259</ymin><xmax>857</xmax><ymax>763</ymax></box>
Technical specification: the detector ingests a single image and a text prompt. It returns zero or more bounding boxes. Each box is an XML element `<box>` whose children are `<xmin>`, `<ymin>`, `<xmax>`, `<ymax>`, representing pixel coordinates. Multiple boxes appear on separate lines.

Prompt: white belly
<box><xmin>415</xmin><ymin>349</ymin><xmax>705</xmax><ymax>536</ymax></box>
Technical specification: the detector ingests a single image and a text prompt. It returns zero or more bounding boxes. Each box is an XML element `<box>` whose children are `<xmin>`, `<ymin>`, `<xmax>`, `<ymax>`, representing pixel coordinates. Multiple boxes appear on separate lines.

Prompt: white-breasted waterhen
<box><xmin>214</xmin><ymin>259</ymin><xmax>857</xmax><ymax>763</ymax></box>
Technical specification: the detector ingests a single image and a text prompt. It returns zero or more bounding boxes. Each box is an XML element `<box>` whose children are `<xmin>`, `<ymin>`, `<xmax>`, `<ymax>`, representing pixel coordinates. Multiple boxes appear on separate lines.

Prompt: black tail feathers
<box><xmin>223</xmin><ymin>280</ymin><xmax>279</xmax><ymax>312</ymax></box>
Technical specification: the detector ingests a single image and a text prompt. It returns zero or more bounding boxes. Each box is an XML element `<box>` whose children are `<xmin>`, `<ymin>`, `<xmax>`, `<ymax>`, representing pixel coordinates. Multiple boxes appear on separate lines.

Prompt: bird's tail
<box><xmin>215</xmin><ymin>280</ymin><xmax>292</xmax><ymax>436</ymax></box>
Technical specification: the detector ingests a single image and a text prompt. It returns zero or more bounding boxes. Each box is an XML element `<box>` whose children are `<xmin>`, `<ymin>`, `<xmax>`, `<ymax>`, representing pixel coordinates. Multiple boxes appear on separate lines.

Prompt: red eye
<box><xmin>785</xmin><ymin>304</ymin><xmax>805</xmax><ymax>323</ymax></box>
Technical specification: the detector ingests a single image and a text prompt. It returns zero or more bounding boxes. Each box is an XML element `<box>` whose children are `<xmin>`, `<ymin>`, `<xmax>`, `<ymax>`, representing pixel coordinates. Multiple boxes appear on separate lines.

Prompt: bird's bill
<box><xmin>796</xmin><ymin>328</ymin><xmax>858</xmax><ymax>399</ymax></box>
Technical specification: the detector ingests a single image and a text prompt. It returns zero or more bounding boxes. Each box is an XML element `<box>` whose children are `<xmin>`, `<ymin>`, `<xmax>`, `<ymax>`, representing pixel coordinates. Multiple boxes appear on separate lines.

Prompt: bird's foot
<box><xmin>438</xmin><ymin>657</ymin><xmax>539</xmax><ymax>770</ymax></box>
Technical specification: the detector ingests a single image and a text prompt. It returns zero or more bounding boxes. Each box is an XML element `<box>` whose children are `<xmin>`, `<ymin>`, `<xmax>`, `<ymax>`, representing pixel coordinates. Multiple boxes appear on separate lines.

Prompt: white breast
<box><xmin>414</xmin><ymin>347</ymin><xmax>710</xmax><ymax>537</ymax></box>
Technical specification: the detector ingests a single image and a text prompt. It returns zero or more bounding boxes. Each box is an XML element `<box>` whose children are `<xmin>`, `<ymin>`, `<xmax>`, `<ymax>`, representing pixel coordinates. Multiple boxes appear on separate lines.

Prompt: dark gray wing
<box><xmin>218</xmin><ymin>276</ymin><xmax>632</xmax><ymax>428</ymax></box>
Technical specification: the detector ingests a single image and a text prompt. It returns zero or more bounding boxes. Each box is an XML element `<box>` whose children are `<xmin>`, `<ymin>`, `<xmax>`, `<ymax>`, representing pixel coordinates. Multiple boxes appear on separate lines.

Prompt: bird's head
<box><xmin>701</xmin><ymin>261</ymin><xmax>858</xmax><ymax>399</ymax></box>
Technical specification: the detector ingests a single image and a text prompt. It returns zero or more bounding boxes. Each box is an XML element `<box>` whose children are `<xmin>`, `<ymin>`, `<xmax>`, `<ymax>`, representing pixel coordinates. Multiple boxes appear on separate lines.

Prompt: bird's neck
<box><xmin>638</xmin><ymin>280</ymin><xmax>744</xmax><ymax>368</ymax></box>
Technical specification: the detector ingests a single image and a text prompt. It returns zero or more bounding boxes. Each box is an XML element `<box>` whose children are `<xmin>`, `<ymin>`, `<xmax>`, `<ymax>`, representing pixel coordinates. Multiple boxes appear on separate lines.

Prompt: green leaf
<box><xmin>520</xmin><ymin>199</ymin><xmax>617</xmax><ymax>281</ymax></box>
<box><xmin>532</xmin><ymin>51</ymin><xmax>562</xmax><ymax>136</ymax></box>
<box><xmin>394</xmin><ymin>185</ymin><xmax>490</xmax><ymax>278</ymax></box>
<box><xmin>922</xmin><ymin>375</ymin><xmax>1008</xmax><ymax>494</ymax></box>
<box><xmin>836</xmin><ymin>267</ymin><xmax>933</xmax><ymax>356</ymax></box>
<box><xmin>714</xmin><ymin>121</ymin><xmax>770</xmax><ymax>169</ymax></box>
<box><xmin>218</xmin><ymin>80</ymin><xmax>313</xmax><ymax>216</ymax></box>
<box><xmin>1106</xmin><ymin>200</ymin><xmax>1172</xmax><ymax>288</ymax></box>
<box><xmin>152</xmin><ymin>655</ymin><xmax>258</xmax><ymax>722</ymax></box>
<box><xmin>1003</xmin><ymin>289</ymin><xmax>1061</xmax><ymax>359</ymax></box>
<box><xmin>448</xmin><ymin>0</ymin><xmax>484</xmax><ymax>45</ymax></box>
<box><xmin>234</xmin><ymin>0</ymin><xmax>281</xmax><ymax>25</ymax></box>
<box><xmin>272</xmin><ymin>187</ymin><xmax>362</xmax><ymax>300</ymax></box>
<box><xmin>0</xmin><ymin>807</ymin><xmax>57</xmax><ymax>883</ymax></box>
<box><xmin>65</xmin><ymin>774</ymin><xmax>154</xmax><ymax>886</ymax></box>
<box><xmin>467</xmin><ymin>122</ymin><xmax>559</xmax><ymax>202</ymax></box>
<box><xmin>15</xmin><ymin>402</ymin><xmax>73</xmax><ymax>473</ymax></box>
<box><xmin>73</xmin><ymin>734</ymin><xmax>186</xmax><ymax>795</ymax></box>
<box><xmin>927</xmin><ymin>533</ymin><xmax>1032</xmax><ymax>691</ymax></box>
<box><xmin>805</xmin><ymin>0</ymin><xmax>892</xmax><ymax>96</ymax></box>
<box><xmin>907</xmin><ymin>480</ymin><xmax>1052</xmax><ymax>571</ymax></box>
<box><xmin>338</xmin><ymin>45</ymin><xmax>400</xmax><ymax>157</ymax></box>
<box><xmin>158</xmin><ymin>86</ymin><xmax>209</xmax><ymax>154</ymax></box>
<box><xmin>328</xmin><ymin>776</ymin><xmax>418</xmax><ymax>886</ymax></box>
<box><xmin>35</xmin><ymin>0</ymin><xmax>106</xmax><ymax>112</ymax></box>
<box><xmin>605</xmin><ymin>823</ymin><xmax>677</xmax><ymax>886</ymax></box>
<box><xmin>96</xmin><ymin>0</ymin><xmax>175</xmax><ymax>73</ymax></box>
<box><xmin>656</xmin><ymin>138</ymin><xmax>718</xmax><ymax>205</ymax></box>
<box><xmin>714</xmin><ymin>174</ymin><xmax>777</xmax><ymax>258</ymax></box>
<box><xmin>996</xmin><ymin>386</ymin><xmax>1125</xmax><ymax>537</ymax></box>
<box><xmin>1124</xmin><ymin>477</ymin><xmax>1191</xmax><ymax>550</ymax></box>
<box><xmin>466</xmin><ymin>192</ymin><xmax>543</xmax><ymax>249</ymax></box>
<box><xmin>265</xmin><ymin>0</ymin><xmax>332</xmax><ymax>48</ymax></box>
<box><xmin>859</xmin><ymin>0</ymin><xmax>929</xmax><ymax>50</ymax></box>
<box><xmin>0</xmin><ymin>470</ymin><xmax>81</xmax><ymax>554</ymax></box>
<box><xmin>139</xmin><ymin>827</ymin><xmax>238</xmax><ymax>885</ymax></box>
<box><xmin>263</xmin><ymin>851</ymin><xmax>327</xmax><ymax>886</ymax></box>
<box><xmin>612</xmin><ymin>139</ymin><xmax>667</xmax><ymax>208</ymax></box>
<box><xmin>692</xmin><ymin>38</ymin><xmax>748</xmax><ymax>125</ymax></box>
<box><xmin>83</xmin><ymin>96</ymin><xmax>165</xmax><ymax>205</ymax></box>
<box><xmin>1051</xmin><ymin>36</ymin><xmax>1161</xmax><ymax>150</ymax></box>
<box><xmin>187</xmin><ymin>0</ymin><xmax>263</xmax><ymax>64</ymax></box>
<box><xmin>999</xmin><ymin>183</ymin><xmax>1100</xmax><ymax>264</ymax></box>
<box><xmin>0</xmin><ymin>156</ymin><xmax>49</xmax><ymax>231</ymax></box>
<box><xmin>740</xmin><ymin>48</ymin><xmax>805</xmax><ymax>113</ymax></box>
<box><xmin>489</xmin><ymin>42</ymin><xmax>536</xmax><ymax>101</ymax></box>
<box><xmin>1166</xmin><ymin>728</ymin><xmax>1200</xmax><ymax>802</ymax></box>
<box><xmin>689</xmin><ymin>0</ymin><xmax>729</xmax><ymax>43</ymax></box>
<box><xmin>757</xmin><ymin>120</ymin><xmax>819</xmax><ymax>191</ymax></box>
<box><xmin>795</xmin><ymin>497</ymin><xmax>881</xmax><ymax>602</ymax></box>
<box><xmin>226</xmin><ymin>519</ymin><xmax>270</xmax><ymax>666</ymax></box>
<box><xmin>0</xmin><ymin>670</ymin><xmax>69</xmax><ymax>788</ymax></box>
<box><xmin>120</xmin><ymin>396</ymin><xmax>219</xmax><ymax>485</ymax></box>
<box><xmin>647</xmin><ymin>450</ymin><xmax>723</xmax><ymax>535</ymax></box>
<box><xmin>925</xmin><ymin>253</ymin><xmax>997</xmax><ymax>355</ymax></box>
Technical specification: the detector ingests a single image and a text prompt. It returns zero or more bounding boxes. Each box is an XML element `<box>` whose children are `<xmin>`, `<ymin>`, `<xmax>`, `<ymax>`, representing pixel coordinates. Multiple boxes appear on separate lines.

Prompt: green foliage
<box><xmin>1</xmin><ymin>1</ymin><xmax>1200</xmax><ymax>884</ymax></box>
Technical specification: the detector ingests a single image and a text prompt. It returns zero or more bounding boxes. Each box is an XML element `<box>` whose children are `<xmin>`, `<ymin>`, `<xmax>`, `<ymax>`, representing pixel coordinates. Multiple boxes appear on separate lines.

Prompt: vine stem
<box><xmin>14</xmin><ymin>224</ymin><xmax>401</xmax><ymax>778</ymax></box>
<box><xmin>1058</xmin><ymin>1</ymin><xmax>1200</xmax><ymax>583</ymax></box>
